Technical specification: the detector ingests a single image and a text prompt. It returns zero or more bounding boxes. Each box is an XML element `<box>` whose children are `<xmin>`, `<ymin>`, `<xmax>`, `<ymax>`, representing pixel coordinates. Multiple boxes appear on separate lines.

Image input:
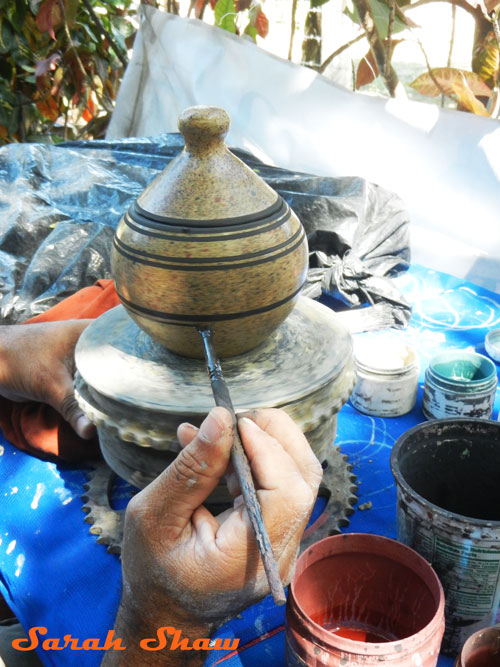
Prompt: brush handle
<box><xmin>198</xmin><ymin>327</ymin><xmax>286</xmax><ymax>606</ymax></box>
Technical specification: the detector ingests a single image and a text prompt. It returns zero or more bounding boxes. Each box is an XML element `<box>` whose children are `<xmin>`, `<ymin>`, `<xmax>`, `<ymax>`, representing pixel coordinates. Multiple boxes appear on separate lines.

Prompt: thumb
<box><xmin>51</xmin><ymin>376</ymin><xmax>96</xmax><ymax>440</ymax></box>
<box><xmin>146</xmin><ymin>406</ymin><xmax>234</xmax><ymax>539</ymax></box>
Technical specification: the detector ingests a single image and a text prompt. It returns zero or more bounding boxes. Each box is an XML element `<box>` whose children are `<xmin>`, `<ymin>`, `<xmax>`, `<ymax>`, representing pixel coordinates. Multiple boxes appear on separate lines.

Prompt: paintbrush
<box><xmin>197</xmin><ymin>327</ymin><xmax>286</xmax><ymax>606</ymax></box>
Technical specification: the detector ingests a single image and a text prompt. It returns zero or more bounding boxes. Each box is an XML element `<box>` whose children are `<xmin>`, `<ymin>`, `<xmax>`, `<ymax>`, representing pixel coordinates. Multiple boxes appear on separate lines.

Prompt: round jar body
<box><xmin>350</xmin><ymin>340</ymin><xmax>419</xmax><ymax>417</ymax></box>
<box><xmin>111</xmin><ymin>105</ymin><xmax>309</xmax><ymax>359</ymax></box>
<box><xmin>350</xmin><ymin>361</ymin><xmax>419</xmax><ymax>417</ymax></box>
<box><xmin>112</xmin><ymin>198</ymin><xmax>308</xmax><ymax>358</ymax></box>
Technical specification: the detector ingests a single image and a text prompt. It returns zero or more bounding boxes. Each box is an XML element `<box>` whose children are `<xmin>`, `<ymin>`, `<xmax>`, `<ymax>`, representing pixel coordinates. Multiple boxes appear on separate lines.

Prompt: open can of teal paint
<box><xmin>423</xmin><ymin>351</ymin><xmax>497</xmax><ymax>420</ymax></box>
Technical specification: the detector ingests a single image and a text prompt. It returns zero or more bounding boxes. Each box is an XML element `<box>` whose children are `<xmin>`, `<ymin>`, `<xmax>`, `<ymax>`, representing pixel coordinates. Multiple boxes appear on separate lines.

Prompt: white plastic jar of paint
<box><xmin>423</xmin><ymin>350</ymin><xmax>497</xmax><ymax>420</ymax></box>
<box><xmin>350</xmin><ymin>338</ymin><xmax>419</xmax><ymax>417</ymax></box>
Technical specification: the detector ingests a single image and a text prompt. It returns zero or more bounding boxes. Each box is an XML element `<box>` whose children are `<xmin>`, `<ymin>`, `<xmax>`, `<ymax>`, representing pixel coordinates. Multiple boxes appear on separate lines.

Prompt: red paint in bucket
<box><xmin>286</xmin><ymin>533</ymin><xmax>445</xmax><ymax>666</ymax></box>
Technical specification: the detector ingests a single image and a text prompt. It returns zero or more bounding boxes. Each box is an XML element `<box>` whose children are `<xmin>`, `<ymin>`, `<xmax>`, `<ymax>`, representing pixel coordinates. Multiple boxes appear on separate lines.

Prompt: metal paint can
<box><xmin>485</xmin><ymin>329</ymin><xmax>500</xmax><ymax>364</ymax></box>
<box><xmin>350</xmin><ymin>338</ymin><xmax>419</xmax><ymax>417</ymax></box>
<box><xmin>391</xmin><ymin>419</ymin><xmax>500</xmax><ymax>656</ymax></box>
<box><xmin>423</xmin><ymin>351</ymin><xmax>497</xmax><ymax>420</ymax></box>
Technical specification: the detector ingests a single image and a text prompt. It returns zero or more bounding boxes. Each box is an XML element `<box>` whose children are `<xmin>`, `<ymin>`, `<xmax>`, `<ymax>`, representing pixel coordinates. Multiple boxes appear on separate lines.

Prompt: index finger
<box><xmin>238</xmin><ymin>408</ymin><xmax>323</xmax><ymax>490</ymax></box>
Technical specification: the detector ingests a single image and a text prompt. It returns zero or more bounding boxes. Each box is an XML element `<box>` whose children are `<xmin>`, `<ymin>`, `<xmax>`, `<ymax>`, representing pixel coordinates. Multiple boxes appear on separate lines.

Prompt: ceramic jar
<box><xmin>111</xmin><ymin>106</ymin><xmax>308</xmax><ymax>358</ymax></box>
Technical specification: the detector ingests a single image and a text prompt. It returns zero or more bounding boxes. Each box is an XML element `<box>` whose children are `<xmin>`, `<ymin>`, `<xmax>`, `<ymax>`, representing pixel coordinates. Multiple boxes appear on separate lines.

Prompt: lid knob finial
<box><xmin>178</xmin><ymin>106</ymin><xmax>230</xmax><ymax>152</ymax></box>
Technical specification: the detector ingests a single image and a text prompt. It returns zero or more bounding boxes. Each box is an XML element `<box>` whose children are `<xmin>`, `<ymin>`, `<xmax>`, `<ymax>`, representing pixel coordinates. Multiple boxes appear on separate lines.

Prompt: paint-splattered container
<box><xmin>350</xmin><ymin>338</ymin><xmax>419</xmax><ymax>417</ymax></box>
<box><xmin>485</xmin><ymin>329</ymin><xmax>500</xmax><ymax>364</ymax></box>
<box><xmin>422</xmin><ymin>351</ymin><xmax>497</xmax><ymax>420</ymax></box>
<box><xmin>285</xmin><ymin>533</ymin><xmax>445</xmax><ymax>666</ymax></box>
<box><xmin>454</xmin><ymin>624</ymin><xmax>500</xmax><ymax>667</ymax></box>
<box><xmin>391</xmin><ymin>419</ymin><xmax>500</xmax><ymax>656</ymax></box>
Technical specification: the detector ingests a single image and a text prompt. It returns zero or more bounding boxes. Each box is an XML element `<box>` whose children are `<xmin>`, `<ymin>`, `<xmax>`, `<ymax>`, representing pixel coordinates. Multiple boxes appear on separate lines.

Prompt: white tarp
<box><xmin>107</xmin><ymin>7</ymin><xmax>500</xmax><ymax>294</ymax></box>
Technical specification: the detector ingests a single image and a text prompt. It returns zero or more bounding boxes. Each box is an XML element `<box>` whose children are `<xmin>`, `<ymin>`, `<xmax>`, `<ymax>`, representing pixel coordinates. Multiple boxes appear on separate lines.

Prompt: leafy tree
<box><xmin>0</xmin><ymin>0</ymin><xmax>136</xmax><ymax>144</ymax></box>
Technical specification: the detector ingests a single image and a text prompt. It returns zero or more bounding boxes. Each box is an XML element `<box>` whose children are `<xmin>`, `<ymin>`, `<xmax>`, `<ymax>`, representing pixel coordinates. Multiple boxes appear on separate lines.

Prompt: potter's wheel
<box><xmin>76</xmin><ymin>296</ymin><xmax>357</xmax><ymax>545</ymax></box>
<box><xmin>75</xmin><ymin>297</ymin><xmax>356</xmax><ymax>491</ymax></box>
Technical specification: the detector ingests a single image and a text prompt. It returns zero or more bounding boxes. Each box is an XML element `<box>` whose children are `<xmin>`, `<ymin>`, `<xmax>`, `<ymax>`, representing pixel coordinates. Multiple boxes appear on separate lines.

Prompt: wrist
<box><xmin>102</xmin><ymin>587</ymin><xmax>214</xmax><ymax>666</ymax></box>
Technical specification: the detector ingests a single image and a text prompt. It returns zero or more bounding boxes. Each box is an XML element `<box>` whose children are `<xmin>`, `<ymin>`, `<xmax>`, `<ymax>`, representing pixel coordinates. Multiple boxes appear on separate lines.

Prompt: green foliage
<box><xmin>472</xmin><ymin>30</ymin><xmax>499</xmax><ymax>90</ymax></box>
<box><xmin>0</xmin><ymin>0</ymin><xmax>137</xmax><ymax>144</ymax></box>
<box><xmin>214</xmin><ymin>0</ymin><xmax>236</xmax><ymax>34</ymax></box>
<box><xmin>344</xmin><ymin>0</ymin><xmax>409</xmax><ymax>40</ymax></box>
<box><xmin>209</xmin><ymin>0</ymin><xmax>268</xmax><ymax>42</ymax></box>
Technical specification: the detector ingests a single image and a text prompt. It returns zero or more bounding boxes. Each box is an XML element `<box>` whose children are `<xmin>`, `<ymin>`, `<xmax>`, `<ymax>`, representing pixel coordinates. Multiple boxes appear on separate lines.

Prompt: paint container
<box><xmin>454</xmin><ymin>625</ymin><xmax>500</xmax><ymax>667</ymax></box>
<box><xmin>422</xmin><ymin>351</ymin><xmax>497</xmax><ymax>420</ymax></box>
<box><xmin>350</xmin><ymin>338</ymin><xmax>419</xmax><ymax>417</ymax></box>
<box><xmin>391</xmin><ymin>419</ymin><xmax>500</xmax><ymax>656</ymax></box>
<box><xmin>285</xmin><ymin>533</ymin><xmax>445</xmax><ymax>666</ymax></box>
<box><xmin>485</xmin><ymin>329</ymin><xmax>500</xmax><ymax>364</ymax></box>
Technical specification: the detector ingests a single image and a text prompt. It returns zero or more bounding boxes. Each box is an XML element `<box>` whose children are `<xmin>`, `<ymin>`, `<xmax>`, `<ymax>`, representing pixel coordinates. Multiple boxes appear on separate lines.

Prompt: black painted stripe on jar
<box><xmin>133</xmin><ymin>196</ymin><xmax>284</xmax><ymax>228</ymax></box>
<box><xmin>123</xmin><ymin>206</ymin><xmax>292</xmax><ymax>242</ymax></box>
<box><xmin>114</xmin><ymin>225</ymin><xmax>304</xmax><ymax>265</ymax></box>
<box><xmin>116</xmin><ymin>282</ymin><xmax>305</xmax><ymax>324</ymax></box>
<box><xmin>112</xmin><ymin>230</ymin><xmax>306</xmax><ymax>271</ymax></box>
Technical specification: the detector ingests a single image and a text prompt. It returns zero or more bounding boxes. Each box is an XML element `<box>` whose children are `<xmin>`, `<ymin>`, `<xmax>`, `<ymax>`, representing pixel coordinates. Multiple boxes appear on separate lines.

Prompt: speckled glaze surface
<box><xmin>111</xmin><ymin>106</ymin><xmax>308</xmax><ymax>358</ymax></box>
<box><xmin>74</xmin><ymin>298</ymin><xmax>355</xmax><ymax>490</ymax></box>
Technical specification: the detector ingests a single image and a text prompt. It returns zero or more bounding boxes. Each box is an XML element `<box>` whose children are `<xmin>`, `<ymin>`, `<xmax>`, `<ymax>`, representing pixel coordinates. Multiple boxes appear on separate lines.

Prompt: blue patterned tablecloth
<box><xmin>1</xmin><ymin>264</ymin><xmax>499</xmax><ymax>666</ymax></box>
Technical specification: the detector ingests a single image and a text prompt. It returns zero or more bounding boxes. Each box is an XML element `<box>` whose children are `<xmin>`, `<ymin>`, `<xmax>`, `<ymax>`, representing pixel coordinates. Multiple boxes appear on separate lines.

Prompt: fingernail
<box><xmin>199</xmin><ymin>410</ymin><xmax>224</xmax><ymax>443</ymax></box>
<box><xmin>238</xmin><ymin>417</ymin><xmax>261</xmax><ymax>431</ymax></box>
<box><xmin>75</xmin><ymin>414</ymin><xmax>95</xmax><ymax>440</ymax></box>
<box><xmin>178</xmin><ymin>422</ymin><xmax>198</xmax><ymax>434</ymax></box>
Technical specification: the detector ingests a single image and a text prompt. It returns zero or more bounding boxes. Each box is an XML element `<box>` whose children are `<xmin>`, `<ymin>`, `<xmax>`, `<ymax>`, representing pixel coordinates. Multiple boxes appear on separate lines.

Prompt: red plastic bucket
<box><xmin>286</xmin><ymin>533</ymin><xmax>445</xmax><ymax>666</ymax></box>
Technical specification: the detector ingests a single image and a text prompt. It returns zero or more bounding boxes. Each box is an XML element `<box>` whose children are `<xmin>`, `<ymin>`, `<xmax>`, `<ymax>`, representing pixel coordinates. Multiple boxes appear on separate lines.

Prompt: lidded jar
<box><xmin>111</xmin><ymin>106</ymin><xmax>308</xmax><ymax>358</ymax></box>
<box><xmin>350</xmin><ymin>335</ymin><xmax>419</xmax><ymax>417</ymax></box>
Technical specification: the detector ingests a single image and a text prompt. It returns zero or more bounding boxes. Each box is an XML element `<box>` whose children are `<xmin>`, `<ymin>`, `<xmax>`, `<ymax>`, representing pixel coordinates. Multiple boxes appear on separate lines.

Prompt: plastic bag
<box><xmin>0</xmin><ymin>137</ymin><xmax>410</xmax><ymax>325</ymax></box>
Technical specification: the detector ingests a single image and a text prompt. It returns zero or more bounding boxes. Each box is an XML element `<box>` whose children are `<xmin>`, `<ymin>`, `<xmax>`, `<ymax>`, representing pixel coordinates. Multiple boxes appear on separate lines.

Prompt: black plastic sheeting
<box><xmin>0</xmin><ymin>135</ymin><xmax>411</xmax><ymax>324</ymax></box>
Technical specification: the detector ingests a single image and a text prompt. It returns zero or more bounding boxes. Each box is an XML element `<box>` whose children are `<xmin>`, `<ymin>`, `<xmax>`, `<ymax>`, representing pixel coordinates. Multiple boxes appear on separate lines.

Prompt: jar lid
<box><xmin>135</xmin><ymin>106</ymin><xmax>280</xmax><ymax>225</ymax></box>
<box><xmin>354</xmin><ymin>337</ymin><xmax>418</xmax><ymax>375</ymax></box>
<box><xmin>485</xmin><ymin>328</ymin><xmax>500</xmax><ymax>363</ymax></box>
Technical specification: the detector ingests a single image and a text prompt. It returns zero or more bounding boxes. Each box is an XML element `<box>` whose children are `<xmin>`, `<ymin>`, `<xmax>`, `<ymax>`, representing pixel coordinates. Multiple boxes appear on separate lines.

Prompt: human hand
<box><xmin>0</xmin><ymin>320</ymin><xmax>95</xmax><ymax>439</ymax></box>
<box><xmin>104</xmin><ymin>407</ymin><xmax>322</xmax><ymax>665</ymax></box>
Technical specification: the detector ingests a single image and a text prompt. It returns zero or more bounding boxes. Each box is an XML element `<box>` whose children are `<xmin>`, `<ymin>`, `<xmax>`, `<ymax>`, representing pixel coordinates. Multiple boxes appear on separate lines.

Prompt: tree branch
<box><xmin>82</xmin><ymin>0</ymin><xmax>129</xmax><ymax>69</ymax></box>
<box><xmin>406</xmin><ymin>0</ymin><xmax>478</xmax><ymax>19</ymax></box>
<box><xmin>489</xmin><ymin>10</ymin><xmax>500</xmax><ymax>115</ymax></box>
<box><xmin>319</xmin><ymin>33</ymin><xmax>365</xmax><ymax>73</ymax></box>
<box><xmin>352</xmin><ymin>0</ymin><xmax>400</xmax><ymax>96</ymax></box>
<box><xmin>386</xmin><ymin>0</ymin><xmax>395</xmax><ymax>79</ymax></box>
<box><xmin>416</xmin><ymin>36</ymin><xmax>449</xmax><ymax>98</ymax></box>
<box><xmin>288</xmin><ymin>0</ymin><xmax>298</xmax><ymax>60</ymax></box>
<box><xmin>59</xmin><ymin>0</ymin><xmax>113</xmax><ymax>114</ymax></box>
<box><xmin>441</xmin><ymin>3</ymin><xmax>456</xmax><ymax>105</ymax></box>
